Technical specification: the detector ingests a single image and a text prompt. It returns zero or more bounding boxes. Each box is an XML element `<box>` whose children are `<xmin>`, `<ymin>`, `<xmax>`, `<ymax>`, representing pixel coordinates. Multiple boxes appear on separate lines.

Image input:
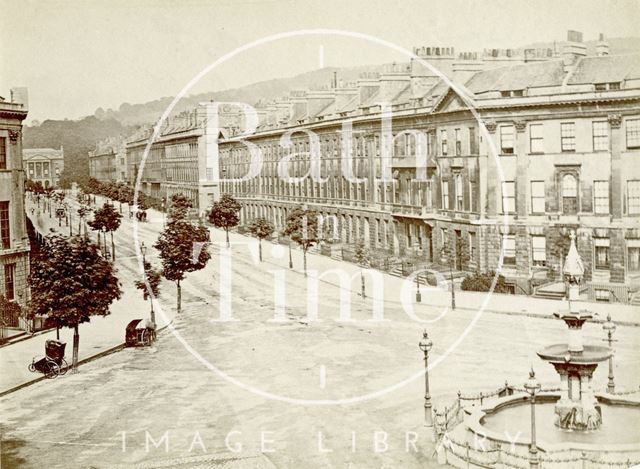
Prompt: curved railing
<box><xmin>433</xmin><ymin>382</ymin><xmax>640</xmax><ymax>468</ymax></box>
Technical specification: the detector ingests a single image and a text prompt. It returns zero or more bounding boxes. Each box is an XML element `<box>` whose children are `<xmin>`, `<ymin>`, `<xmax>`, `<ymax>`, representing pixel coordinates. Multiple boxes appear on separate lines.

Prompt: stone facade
<box><xmin>213</xmin><ymin>34</ymin><xmax>640</xmax><ymax>301</ymax></box>
<box><xmin>125</xmin><ymin>106</ymin><xmax>221</xmax><ymax>215</ymax></box>
<box><xmin>23</xmin><ymin>147</ymin><xmax>64</xmax><ymax>188</ymax></box>
<box><xmin>89</xmin><ymin>137</ymin><xmax>126</xmax><ymax>183</ymax></box>
<box><xmin>0</xmin><ymin>89</ymin><xmax>30</xmax><ymax>314</ymax></box>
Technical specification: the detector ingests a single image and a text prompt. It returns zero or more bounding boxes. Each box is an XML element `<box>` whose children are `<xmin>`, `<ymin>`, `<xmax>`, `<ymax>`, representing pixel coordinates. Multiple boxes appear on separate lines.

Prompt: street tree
<box><xmin>549</xmin><ymin>228</ymin><xmax>575</xmax><ymax>281</ymax></box>
<box><xmin>354</xmin><ymin>241</ymin><xmax>371</xmax><ymax>298</ymax></box>
<box><xmin>284</xmin><ymin>207</ymin><xmax>319</xmax><ymax>276</ymax></box>
<box><xmin>90</xmin><ymin>203</ymin><xmax>123</xmax><ymax>260</ymax></box>
<box><xmin>208</xmin><ymin>193</ymin><xmax>241</xmax><ymax>247</ymax></box>
<box><xmin>248</xmin><ymin>217</ymin><xmax>275</xmax><ymax>262</ymax></box>
<box><xmin>154</xmin><ymin>219</ymin><xmax>211</xmax><ymax>313</ymax></box>
<box><xmin>134</xmin><ymin>261</ymin><xmax>162</xmax><ymax>328</ymax></box>
<box><xmin>29</xmin><ymin>235</ymin><xmax>122</xmax><ymax>372</ymax></box>
<box><xmin>168</xmin><ymin>193</ymin><xmax>193</xmax><ymax>221</ymax></box>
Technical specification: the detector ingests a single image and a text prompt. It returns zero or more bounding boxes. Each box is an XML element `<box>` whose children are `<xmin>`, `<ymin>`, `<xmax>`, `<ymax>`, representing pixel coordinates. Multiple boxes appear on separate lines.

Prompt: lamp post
<box><xmin>418</xmin><ymin>330</ymin><xmax>433</xmax><ymax>427</ymax></box>
<box><xmin>415</xmin><ymin>273</ymin><xmax>422</xmax><ymax>303</ymax></box>
<box><xmin>65</xmin><ymin>203</ymin><xmax>72</xmax><ymax>236</ymax></box>
<box><xmin>524</xmin><ymin>368</ymin><xmax>541</xmax><ymax>469</ymax></box>
<box><xmin>449</xmin><ymin>260</ymin><xmax>456</xmax><ymax>310</ymax></box>
<box><xmin>602</xmin><ymin>314</ymin><xmax>617</xmax><ymax>393</ymax></box>
<box><xmin>288</xmin><ymin>239</ymin><xmax>293</xmax><ymax>269</ymax></box>
<box><xmin>141</xmin><ymin>241</ymin><xmax>147</xmax><ymax>265</ymax></box>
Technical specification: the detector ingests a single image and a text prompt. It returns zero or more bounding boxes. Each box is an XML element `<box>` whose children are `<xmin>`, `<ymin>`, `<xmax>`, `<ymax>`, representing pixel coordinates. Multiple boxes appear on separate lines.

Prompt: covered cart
<box><xmin>125</xmin><ymin>319</ymin><xmax>155</xmax><ymax>347</ymax></box>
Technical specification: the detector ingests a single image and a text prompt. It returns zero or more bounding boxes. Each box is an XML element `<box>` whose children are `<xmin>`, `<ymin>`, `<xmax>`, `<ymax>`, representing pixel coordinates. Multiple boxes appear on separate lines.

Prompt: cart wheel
<box><xmin>59</xmin><ymin>358</ymin><xmax>69</xmax><ymax>375</ymax></box>
<box><xmin>45</xmin><ymin>360</ymin><xmax>60</xmax><ymax>379</ymax></box>
<box><xmin>28</xmin><ymin>362</ymin><xmax>36</xmax><ymax>372</ymax></box>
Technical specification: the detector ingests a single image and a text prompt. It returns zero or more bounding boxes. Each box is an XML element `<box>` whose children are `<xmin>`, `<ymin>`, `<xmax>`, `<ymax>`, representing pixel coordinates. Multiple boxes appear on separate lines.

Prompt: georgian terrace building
<box><xmin>0</xmin><ymin>89</ymin><xmax>29</xmax><ymax>313</ymax></box>
<box><xmin>125</xmin><ymin>106</ymin><xmax>232</xmax><ymax>213</ymax></box>
<box><xmin>217</xmin><ymin>36</ymin><xmax>640</xmax><ymax>302</ymax></box>
<box><xmin>89</xmin><ymin>136</ymin><xmax>127</xmax><ymax>184</ymax></box>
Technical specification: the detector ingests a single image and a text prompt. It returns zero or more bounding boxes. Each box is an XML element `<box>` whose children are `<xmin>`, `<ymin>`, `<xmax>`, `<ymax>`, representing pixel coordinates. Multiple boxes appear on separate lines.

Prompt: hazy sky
<box><xmin>2</xmin><ymin>0</ymin><xmax>639</xmax><ymax>123</ymax></box>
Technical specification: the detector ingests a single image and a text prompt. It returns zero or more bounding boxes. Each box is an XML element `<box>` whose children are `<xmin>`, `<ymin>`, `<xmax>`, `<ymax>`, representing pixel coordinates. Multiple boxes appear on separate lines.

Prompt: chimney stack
<box><xmin>356</xmin><ymin>72</ymin><xmax>381</xmax><ymax>108</ymax></box>
<box><xmin>10</xmin><ymin>87</ymin><xmax>28</xmax><ymax>109</ymax></box>
<box><xmin>596</xmin><ymin>33</ymin><xmax>610</xmax><ymax>56</ymax></box>
<box><xmin>452</xmin><ymin>51</ymin><xmax>485</xmax><ymax>83</ymax></box>
<box><xmin>562</xmin><ymin>30</ymin><xmax>587</xmax><ymax>67</ymax></box>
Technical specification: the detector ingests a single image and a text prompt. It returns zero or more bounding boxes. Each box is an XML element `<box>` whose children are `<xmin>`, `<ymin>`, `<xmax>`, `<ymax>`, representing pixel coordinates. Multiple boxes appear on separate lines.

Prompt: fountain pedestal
<box><xmin>537</xmin><ymin>232</ymin><xmax>611</xmax><ymax>431</ymax></box>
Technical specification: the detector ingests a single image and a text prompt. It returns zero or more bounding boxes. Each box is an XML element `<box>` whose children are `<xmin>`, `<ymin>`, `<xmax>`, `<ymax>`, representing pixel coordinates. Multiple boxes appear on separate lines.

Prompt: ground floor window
<box><xmin>502</xmin><ymin>235</ymin><xmax>516</xmax><ymax>265</ymax></box>
<box><xmin>469</xmin><ymin>232</ymin><xmax>476</xmax><ymax>262</ymax></box>
<box><xmin>628</xmin><ymin>245</ymin><xmax>640</xmax><ymax>272</ymax></box>
<box><xmin>4</xmin><ymin>263</ymin><xmax>15</xmax><ymax>301</ymax></box>
<box><xmin>531</xmin><ymin>235</ymin><xmax>546</xmax><ymax>267</ymax></box>
<box><xmin>595</xmin><ymin>289</ymin><xmax>610</xmax><ymax>302</ymax></box>
<box><xmin>594</xmin><ymin>238</ymin><xmax>610</xmax><ymax>270</ymax></box>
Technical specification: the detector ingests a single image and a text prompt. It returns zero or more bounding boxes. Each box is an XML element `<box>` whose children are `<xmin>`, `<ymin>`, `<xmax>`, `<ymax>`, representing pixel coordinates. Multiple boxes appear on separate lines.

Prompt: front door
<box><xmin>455</xmin><ymin>230</ymin><xmax>462</xmax><ymax>270</ymax></box>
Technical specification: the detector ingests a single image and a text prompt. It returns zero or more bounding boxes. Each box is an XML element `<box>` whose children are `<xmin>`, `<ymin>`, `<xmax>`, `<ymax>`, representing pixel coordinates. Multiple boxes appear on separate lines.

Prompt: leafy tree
<box><xmin>208</xmin><ymin>193</ymin><xmax>241</xmax><ymax>247</ymax></box>
<box><xmin>90</xmin><ymin>203</ymin><xmax>122</xmax><ymax>260</ymax></box>
<box><xmin>248</xmin><ymin>217</ymin><xmax>275</xmax><ymax>262</ymax></box>
<box><xmin>549</xmin><ymin>228</ymin><xmax>574</xmax><ymax>280</ymax></box>
<box><xmin>28</xmin><ymin>235</ymin><xmax>122</xmax><ymax>371</ymax></box>
<box><xmin>354</xmin><ymin>241</ymin><xmax>371</xmax><ymax>298</ymax></box>
<box><xmin>284</xmin><ymin>207</ymin><xmax>319</xmax><ymax>276</ymax></box>
<box><xmin>23</xmin><ymin>116</ymin><xmax>134</xmax><ymax>188</ymax></box>
<box><xmin>460</xmin><ymin>271</ymin><xmax>511</xmax><ymax>293</ymax></box>
<box><xmin>168</xmin><ymin>193</ymin><xmax>193</xmax><ymax>221</ymax></box>
<box><xmin>155</xmin><ymin>219</ymin><xmax>211</xmax><ymax>313</ymax></box>
<box><xmin>134</xmin><ymin>261</ymin><xmax>162</xmax><ymax>327</ymax></box>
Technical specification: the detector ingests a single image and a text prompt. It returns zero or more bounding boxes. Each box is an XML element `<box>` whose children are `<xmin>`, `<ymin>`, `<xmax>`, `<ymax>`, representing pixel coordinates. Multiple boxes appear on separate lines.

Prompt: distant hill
<box><xmin>23</xmin><ymin>116</ymin><xmax>135</xmax><ymax>187</ymax></box>
<box><xmin>93</xmin><ymin>64</ymin><xmax>384</xmax><ymax>126</ymax></box>
<box><xmin>93</xmin><ymin>37</ymin><xmax>640</xmax><ymax>127</ymax></box>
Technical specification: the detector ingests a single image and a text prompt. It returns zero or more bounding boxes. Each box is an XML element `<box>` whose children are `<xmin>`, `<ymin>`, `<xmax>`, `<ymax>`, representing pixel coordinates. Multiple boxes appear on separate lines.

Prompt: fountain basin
<box><xmin>537</xmin><ymin>343</ymin><xmax>611</xmax><ymax>364</ymax></box>
<box><xmin>463</xmin><ymin>393</ymin><xmax>640</xmax><ymax>454</ymax></box>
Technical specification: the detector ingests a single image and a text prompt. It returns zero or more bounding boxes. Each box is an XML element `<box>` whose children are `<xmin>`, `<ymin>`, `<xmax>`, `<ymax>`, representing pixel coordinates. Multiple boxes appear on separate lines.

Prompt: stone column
<box><xmin>483</xmin><ymin>121</ymin><xmax>498</xmax><ymax>217</ymax></box>
<box><xmin>609</xmin><ymin>114</ymin><xmax>622</xmax><ymax>219</ymax></box>
<box><xmin>558</xmin><ymin>367</ymin><xmax>570</xmax><ymax>402</ymax></box>
<box><xmin>514</xmin><ymin>120</ymin><xmax>529</xmax><ymax>218</ymax></box>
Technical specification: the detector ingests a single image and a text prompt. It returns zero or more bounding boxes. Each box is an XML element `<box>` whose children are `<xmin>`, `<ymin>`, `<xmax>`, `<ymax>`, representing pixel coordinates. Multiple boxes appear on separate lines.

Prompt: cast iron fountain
<box><xmin>537</xmin><ymin>231</ymin><xmax>612</xmax><ymax>431</ymax></box>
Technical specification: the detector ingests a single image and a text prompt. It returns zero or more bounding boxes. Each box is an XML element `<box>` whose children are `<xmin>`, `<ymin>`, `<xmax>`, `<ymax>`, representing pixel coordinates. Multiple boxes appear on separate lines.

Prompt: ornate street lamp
<box><xmin>524</xmin><ymin>368</ymin><xmax>541</xmax><ymax>469</ymax></box>
<box><xmin>602</xmin><ymin>314</ymin><xmax>617</xmax><ymax>393</ymax></box>
<box><xmin>418</xmin><ymin>330</ymin><xmax>434</xmax><ymax>427</ymax></box>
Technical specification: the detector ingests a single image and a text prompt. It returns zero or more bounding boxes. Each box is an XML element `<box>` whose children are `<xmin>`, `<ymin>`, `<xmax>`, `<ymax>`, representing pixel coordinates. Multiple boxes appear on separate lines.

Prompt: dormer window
<box><xmin>500</xmin><ymin>90</ymin><xmax>525</xmax><ymax>98</ymax></box>
<box><xmin>595</xmin><ymin>82</ymin><xmax>621</xmax><ymax>91</ymax></box>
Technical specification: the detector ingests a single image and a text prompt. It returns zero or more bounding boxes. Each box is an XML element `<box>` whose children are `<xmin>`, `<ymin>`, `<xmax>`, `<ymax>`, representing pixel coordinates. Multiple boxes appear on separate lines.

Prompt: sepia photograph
<box><xmin>1</xmin><ymin>0</ymin><xmax>639</xmax><ymax>467</ymax></box>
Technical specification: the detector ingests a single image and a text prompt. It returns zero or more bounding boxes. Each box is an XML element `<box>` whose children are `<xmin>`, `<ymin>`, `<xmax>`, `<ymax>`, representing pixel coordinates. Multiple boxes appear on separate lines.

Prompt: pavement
<box><xmin>0</xmin><ymin>193</ymin><xmax>174</xmax><ymax>396</ymax></box>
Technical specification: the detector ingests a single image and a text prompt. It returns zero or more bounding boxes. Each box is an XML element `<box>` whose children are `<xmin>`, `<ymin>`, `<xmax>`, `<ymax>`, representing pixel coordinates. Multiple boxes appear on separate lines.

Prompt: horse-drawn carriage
<box><xmin>28</xmin><ymin>340</ymin><xmax>68</xmax><ymax>378</ymax></box>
